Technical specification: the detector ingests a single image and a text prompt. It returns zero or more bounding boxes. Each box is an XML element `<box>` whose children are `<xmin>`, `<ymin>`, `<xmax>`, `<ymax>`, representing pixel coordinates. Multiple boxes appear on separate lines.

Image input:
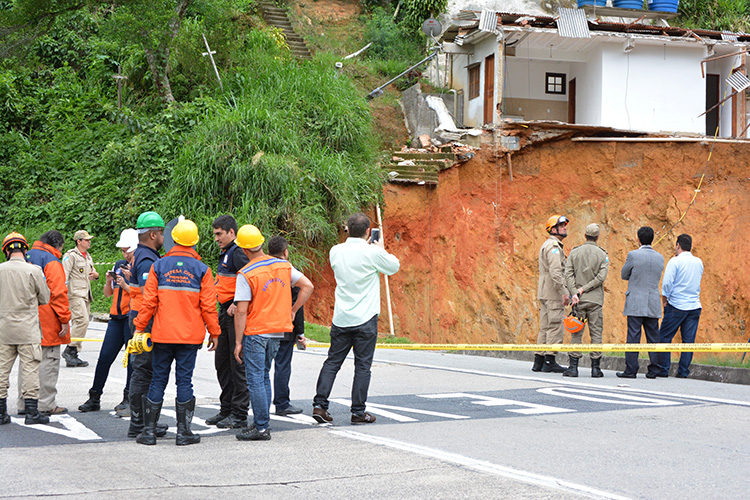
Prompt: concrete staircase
<box><xmin>258</xmin><ymin>2</ymin><xmax>313</xmax><ymax>60</ymax></box>
<box><xmin>383</xmin><ymin>148</ymin><xmax>457</xmax><ymax>186</ymax></box>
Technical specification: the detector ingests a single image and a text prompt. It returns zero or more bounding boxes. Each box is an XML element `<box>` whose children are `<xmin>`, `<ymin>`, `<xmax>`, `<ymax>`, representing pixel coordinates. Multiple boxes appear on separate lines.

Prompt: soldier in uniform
<box><xmin>563</xmin><ymin>223</ymin><xmax>609</xmax><ymax>377</ymax></box>
<box><xmin>62</xmin><ymin>230</ymin><xmax>99</xmax><ymax>367</ymax></box>
<box><xmin>533</xmin><ymin>214</ymin><xmax>571</xmax><ymax>373</ymax></box>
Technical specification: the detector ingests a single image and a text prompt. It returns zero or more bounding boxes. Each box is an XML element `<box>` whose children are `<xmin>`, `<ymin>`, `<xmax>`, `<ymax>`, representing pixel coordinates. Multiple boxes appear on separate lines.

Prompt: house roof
<box><xmin>445</xmin><ymin>10</ymin><xmax>750</xmax><ymax>45</ymax></box>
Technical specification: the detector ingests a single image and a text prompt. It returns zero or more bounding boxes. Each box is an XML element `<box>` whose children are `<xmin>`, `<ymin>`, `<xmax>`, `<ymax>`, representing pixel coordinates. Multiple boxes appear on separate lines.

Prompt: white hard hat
<box><xmin>116</xmin><ymin>228</ymin><xmax>139</xmax><ymax>253</ymax></box>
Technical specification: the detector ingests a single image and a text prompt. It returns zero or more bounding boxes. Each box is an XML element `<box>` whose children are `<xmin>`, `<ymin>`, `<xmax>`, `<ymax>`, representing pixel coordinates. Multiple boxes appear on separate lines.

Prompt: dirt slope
<box><xmin>307</xmin><ymin>136</ymin><xmax>750</xmax><ymax>351</ymax></box>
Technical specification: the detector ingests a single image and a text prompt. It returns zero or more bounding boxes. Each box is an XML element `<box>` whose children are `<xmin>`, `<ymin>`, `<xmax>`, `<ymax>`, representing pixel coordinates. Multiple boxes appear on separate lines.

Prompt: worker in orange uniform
<box><xmin>233</xmin><ymin>225</ymin><xmax>314</xmax><ymax>441</ymax></box>
<box><xmin>22</xmin><ymin>231</ymin><xmax>71</xmax><ymax>416</ymax></box>
<box><xmin>133</xmin><ymin>219</ymin><xmax>220</xmax><ymax>446</ymax></box>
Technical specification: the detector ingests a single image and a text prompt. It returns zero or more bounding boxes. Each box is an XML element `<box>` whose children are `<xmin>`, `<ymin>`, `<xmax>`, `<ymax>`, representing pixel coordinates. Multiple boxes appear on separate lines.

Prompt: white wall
<box><xmin>599</xmin><ymin>41</ymin><xmax>705</xmax><ymax>134</ymax></box>
<box><xmin>453</xmin><ymin>35</ymin><xmax>498</xmax><ymax>128</ymax></box>
<box><xmin>705</xmin><ymin>53</ymin><xmax>745</xmax><ymax>137</ymax></box>
<box><xmin>504</xmin><ymin>58</ymin><xmax>571</xmax><ymax>102</ymax></box>
<box><xmin>567</xmin><ymin>46</ymin><xmax>603</xmax><ymax>126</ymax></box>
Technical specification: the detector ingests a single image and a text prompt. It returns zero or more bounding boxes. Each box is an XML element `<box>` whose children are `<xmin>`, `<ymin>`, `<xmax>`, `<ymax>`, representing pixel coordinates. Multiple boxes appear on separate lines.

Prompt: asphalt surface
<box><xmin>1</xmin><ymin>322</ymin><xmax>749</xmax><ymax>499</ymax></box>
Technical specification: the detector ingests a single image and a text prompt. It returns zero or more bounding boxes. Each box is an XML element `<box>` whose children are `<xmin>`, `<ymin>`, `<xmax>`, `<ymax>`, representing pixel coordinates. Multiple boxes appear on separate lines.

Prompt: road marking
<box><xmin>377</xmin><ymin>358</ymin><xmax>750</xmax><ymax>407</ymax></box>
<box><xmin>537</xmin><ymin>387</ymin><xmax>683</xmax><ymax>406</ymax></box>
<box><xmin>332</xmin><ymin>399</ymin><xmax>470</xmax><ymax>419</ymax></box>
<box><xmin>330</xmin><ymin>398</ymin><xmax>418</xmax><ymax>422</ymax></box>
<box><xmin>9</xmin><ymin>415</ymin><xmax>102</xmax><ymax>441</ymax></box>
<box><xmin>419</xmin><ymin>392</ymin><xmax>575</xmax><ymax>414</ymax></box>
<box><xmin>331</xmin><ymin>429</ymin><xmax>631</xmax><ymax>500</ymax></box>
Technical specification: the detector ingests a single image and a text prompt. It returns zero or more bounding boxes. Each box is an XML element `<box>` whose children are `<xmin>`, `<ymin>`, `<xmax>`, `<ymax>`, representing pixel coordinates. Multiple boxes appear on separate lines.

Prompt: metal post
<box><xmin>201</xmin><ymin>33</ymin><xmax>224</xmax><ymax>92</ymax></box>
<box><xmin>376</xmin><ymin>204</ymin><xmax>395</xmax><ymax>337</ymax></box>
<box><xmin>112</xmin><ymin>66</ymin><xmax>127</xmax><ymax>109</ymax></box>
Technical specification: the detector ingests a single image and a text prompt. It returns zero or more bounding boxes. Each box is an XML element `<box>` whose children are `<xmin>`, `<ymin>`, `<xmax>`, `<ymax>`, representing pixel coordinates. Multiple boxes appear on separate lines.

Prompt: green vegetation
<box><xmin>304</xmin><ymin>322</ymin><xmax>413</xmax><ymax>344</ymax></box>
<box><xmin>676</xmin><ymin>0</ymin><xmax>750</xmax><ymax>32</ymax></box>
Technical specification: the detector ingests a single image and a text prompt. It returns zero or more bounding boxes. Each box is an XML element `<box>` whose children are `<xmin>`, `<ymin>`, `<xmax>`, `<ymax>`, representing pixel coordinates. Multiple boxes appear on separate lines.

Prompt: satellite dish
<box><xmin>422</xmin><ymin>18</ymin><xmax>442</xmax><ymax>38</ymax></box>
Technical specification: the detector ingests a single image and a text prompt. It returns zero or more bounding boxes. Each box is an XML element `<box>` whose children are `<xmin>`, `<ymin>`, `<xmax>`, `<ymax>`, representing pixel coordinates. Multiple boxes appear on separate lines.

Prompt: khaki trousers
<box><xmin>17</xmin><ymin>345</ymin><xmax>60</xmax><ymax>412</ymax></box>
<box><xmin>569</xmin><ymin>302</ymin><xmax>603</xmax><ymax>359</ymax></box>
<box><xmin>69</xmin><ymin>296</ymin><xmax>91</xmax><ymax>350</ymax></box>
<box><xmin>537</xmin><ymin>299</ymin><xmax>565</xmax><ymax>356</ymax></box>
<box><xmin>0</xmin><ymin>344</ymin><xmax>42</xmax><ymax>399</ymax></box>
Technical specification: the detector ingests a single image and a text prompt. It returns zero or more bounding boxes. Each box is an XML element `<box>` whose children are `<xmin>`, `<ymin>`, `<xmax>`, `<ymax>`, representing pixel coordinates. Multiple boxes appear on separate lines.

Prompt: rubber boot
<box><xmin>136</xmin><ymin>397</ymin><xmax>162</xmax><ymax>445</ymax></box>
<box><xmin>78</xmin><ymin>389</ymin><xmax>101</xmax><ymax>412</ymax></box>
<box><xmin>541</xmin><ymin>354</ymin><xmax>566</xmax><ymax>373</ymax></box>
<box><xmin>24</xmin><ymin>399</ymin><xmax>50</xmax><ymax>425</ymax></box>
<box><xmin>114</xmin><ymin>389</ymin><xmax>129</xmax><ymax>415</ymax></box>
<box><xmin>591</xmin><ymin>358</ymin><xmax>604</xmax><ymax>378</ymax></box>
<box><xmin>175</xmin><ymin>397</ymin><xmax>200</xmax><ymax>446</ymax></box>
<box><xmin>531</xmin><ymin>354</ymin><xmax>544</xmax><ymax>372</ymax></box>
<box><xmin>0</xmin><ymin>398</ymin><xmax>10</xmax><ymax>425</ymax></box>
<box><xmin>563</xmin><ymin>356</ymin><xmax>579</xmax><ymax>377</ymax></box>
<box><xmin>127</xmin><ymin>392</ymin><xmax>144</xmax><ymax>438</ymax></box>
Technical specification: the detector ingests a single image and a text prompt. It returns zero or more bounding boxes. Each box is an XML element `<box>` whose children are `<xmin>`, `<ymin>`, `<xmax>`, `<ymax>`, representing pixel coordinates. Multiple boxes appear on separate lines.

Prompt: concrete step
<box><xmin>394</xmin><ymin>152</ymin><xmax>456</xmax><ymax>160</ymax></box>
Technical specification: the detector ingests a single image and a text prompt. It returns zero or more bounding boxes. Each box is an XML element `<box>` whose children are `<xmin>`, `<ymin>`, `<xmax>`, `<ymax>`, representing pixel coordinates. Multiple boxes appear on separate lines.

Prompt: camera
<box><xmin>371</xmin><ymin>228</ymin><xmax>380</xmax><ymax>243</ymax></box>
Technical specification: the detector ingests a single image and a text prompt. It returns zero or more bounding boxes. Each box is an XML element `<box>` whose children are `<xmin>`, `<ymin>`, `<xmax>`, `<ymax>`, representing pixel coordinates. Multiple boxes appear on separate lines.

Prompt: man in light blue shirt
<box><xmin>652</xmin><ymin>234</ymin><xmax>703</xmax><ymax>379</ymax></box>
<box><xmin>312</xmin><ymin>213</ymin><xmax>399</xmax><ymax>425</ymax></box>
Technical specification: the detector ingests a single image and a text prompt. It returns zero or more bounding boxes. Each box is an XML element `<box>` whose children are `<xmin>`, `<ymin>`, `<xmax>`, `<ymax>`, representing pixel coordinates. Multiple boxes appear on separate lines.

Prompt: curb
<box><xmin>453</xmin><ymin>350</ymin><xmax>750</xmax><ymax>386</ymax></box>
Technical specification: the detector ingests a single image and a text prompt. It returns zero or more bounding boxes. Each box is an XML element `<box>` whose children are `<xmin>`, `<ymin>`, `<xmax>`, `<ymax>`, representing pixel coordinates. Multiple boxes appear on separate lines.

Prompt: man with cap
<box><xmin>79</xmin><ymin>228</ymin><xmax>138</xmax><ymax>414</ymax></box>
<box><xmin>563</xmin><ymin>223</ymin><xmax>609</xmax><ymax>377</ymax></box>
<box><xmin>134</xmin><ymin>219</ymin><xmax>220</xmax><ymax>446</ymax></box>
<box><xmin>534</xmin><ymin>214</ymin><xmax>571</xmax><ymax>373</ymax></box>
<box><xmin>0</xmin><ymin>232</ymin><xmax>51</xmax><ymax>425</ymax></box>
<box><xmin>20</xmin><ymin>230</ymin><xmax>71</xmax><ymax>416</ymax></box>
<box><xmin>233</xmin><ymin>225</ymin><xmax>314</xmax><ymax>441</ymax></box>
<box><xmin>62</xmin><ymin>230</ymin><xmax>99</xmax><ymax>367</ymax></box>
<box><xmin>126</xmin><ymin>211</ymin><xmax>169</xmax><ymax>439</ymax></box>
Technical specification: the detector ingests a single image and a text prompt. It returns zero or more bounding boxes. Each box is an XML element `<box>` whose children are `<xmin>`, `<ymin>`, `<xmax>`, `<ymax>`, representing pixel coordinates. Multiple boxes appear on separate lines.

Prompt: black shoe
<box><xmin>542</xmin><ymin>355</ymin><xmax>566</xmax><ymax>373</ymax></box>
<box><xmin>646</xmin><ymin>372</ymin><xmax>668</xmax><ymax>379</ymax></box>
<box><xmin>0</xmin><ymin>398</ymin><xmax>10</xmax><ymax>425</ymax></box>
<box><xmin>216</xmin><ymin>414</ymin><xmax>247</xmax><ymax>429</ymax></box>
<box><xmin>176</xmin><ymin>397</ymin><xmax>201</xmax><ymax>446</ymax></box>
<box><xmin>616</xmin><ymin>372</ymin><xmax>637</xmax><ymax>379</ymax></box>
<box><xmin>63</xmin><ymin>346</ymin><xmax>89</xmax><ymax>367</ymax></box>
<box><xmin>312</xmin><ymin>407</ymin><xmax>332</xmax><ymax>423</ymax></box>
<box><xmin>563</xmin><ymin>355</ymin><xmax>579</xmax><ymax>378</ymax></box>
<box><xmin>531</xmin><ymin>354</ymin><xmax>544</xmax><ymax>372</ymax></box>
<box><xmin>675</xmin><ymin>373</ymin><xmax>688</xmax><ymax>378</ymax></box>
<box><xmin>78</xmin><ymin>389</ymin><xmax>101</xmax><ymax>412</ymax></box>
<box><xmin>23</xmin><ymin>399</ymin><xmax>49</xmax><ymax>425</ymax></box>
<box><xmin>275</xmin><ymin>404</ymin><xmax>303</xmax><ymax>416</ymax></box>
<box><xmin>136</xmin><ymin>397</ymin><xmax>162</xmax><ymax>446</ymax></box>
<box><xmin>205</xmin><ymin>411</ymin><xmax>230</xmax><ymax>426</ymax></box>
<box><xmin>591</xmin><ymin>358</ymin><xmax>604</xmax><ymax>378</ymax></box>
<box><xmin>114</xmin><ymin>389</ymin><xmax>129</xmax><ymax>415</ymax></box>
<box><xmin>236</xmin><ymin>426</ymin><xmax>271</xmax><ymax>441</ymax></box>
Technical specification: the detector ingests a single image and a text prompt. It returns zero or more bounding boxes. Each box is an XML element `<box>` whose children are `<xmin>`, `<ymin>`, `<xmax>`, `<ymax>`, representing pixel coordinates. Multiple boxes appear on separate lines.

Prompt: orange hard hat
<box><xmin>2</xmin><ymin>232</ymin><xmax>28</xmax><ymax>255</ymax></box>
<box><xmin>563</xmin><ymin>306</ymin><xmax>587</xmax><ymax>334</ymax></box>
<box><xmin>545</xmin><ymin>214</ymin><xmax>569</xmax><ymax>234</ymax></box>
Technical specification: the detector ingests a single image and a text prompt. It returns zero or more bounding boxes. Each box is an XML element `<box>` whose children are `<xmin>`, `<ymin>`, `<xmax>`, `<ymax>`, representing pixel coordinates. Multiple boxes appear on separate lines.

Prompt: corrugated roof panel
<box><xmin>721</xmin><ymin>31</ymin><xmax>739</xmax><ymax>41</ymax></box>
<box><xmin>557</xmin><ymin>8</ymin><xmax>590</xmax><ymax>39</ymax></box>
<box><xmin>727</xmin><ymin>72</ymin><xmax>750</xmax><ymax>92</ymax></box>
<box><xmin>479</xmin><ymin>9</ymin><xmax>499</xmax><ymax>33</ymax></box>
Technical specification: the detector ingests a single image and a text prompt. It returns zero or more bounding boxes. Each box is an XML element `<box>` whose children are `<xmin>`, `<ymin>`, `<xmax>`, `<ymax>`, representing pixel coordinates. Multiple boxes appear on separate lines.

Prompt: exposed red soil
<box><xmin>307</xmin><ymin>135</ymin><xmax>750</xmax><ymax>352</ymax></box>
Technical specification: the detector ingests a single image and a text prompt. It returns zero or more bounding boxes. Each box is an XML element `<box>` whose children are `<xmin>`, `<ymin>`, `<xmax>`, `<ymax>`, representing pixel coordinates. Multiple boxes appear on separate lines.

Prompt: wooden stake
<box><xmin>506</xmin><ymin>152</ymin><xmax>514</xmax><ymax>181</ymax></box>
<box><xmin>112</xmin><ymin>66</ymin><xmax>127</xmax><ymax>109</ymax></box>
<box><xmin>201</xmin><ymin>33</ymin><xmax>224</xmax><ymax>92</ymax></box>
<box><xmin>376</xmin><ymin>204</ymin><xmax>395</xmax><ymax>337</ymax></box>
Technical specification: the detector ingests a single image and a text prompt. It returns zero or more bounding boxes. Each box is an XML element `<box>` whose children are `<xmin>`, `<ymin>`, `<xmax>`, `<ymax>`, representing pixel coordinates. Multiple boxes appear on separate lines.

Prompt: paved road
<box><xmin>1</xmin><ymin>322</ymin><xmax>748</xmax><ymax>499</ymax></box>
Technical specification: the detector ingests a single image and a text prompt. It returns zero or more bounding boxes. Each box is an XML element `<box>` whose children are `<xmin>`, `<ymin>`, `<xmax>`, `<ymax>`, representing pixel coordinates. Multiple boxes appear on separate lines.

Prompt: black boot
<box><xmin>136</xmin><ymin>397</ymin><xmax>162</xmax><ymax>445</ymax></box>
<box><xmin>0</xmin><ymin>398</ymin><xmax>10</xmax><ymax>425</ymax></box>
<box><xmin>541</xmin><ymin>354</ymin><xmax>566</xmax><ymax>373</ymax></box>
<box><xmin>24</xmin><ymin>399</ymin><xmax>50</xmax><ymax>425</ymax></box>
<box><xmin>176</xmin><ymin>397</ymin><xmax>200</xmax><ymax>446</ymax></box>
<box><xmin>591</xmin><ymin>358</ymin><xmax>604</xmax><ymax>378</ymax></box>
<box><xmin>63</xmin><ymin>346</ymin><xmax>89</xmax><ymax>367</ymax></box>
<box><xmin>114</xmin><ymin>389</ymin><xmax>129</xmax><ymax>416</ymax></box>
<box><xmin>531</xmin><ymin>354</ymin><xmax>544</xmax><ymax>372</ymax></box>
<box><xmin>78</xmin><ymin>389</ymin><xmax>101</xmax><ymax>412</ymax></box>
<box><xmin>127</xmin><ymin>392</ymin><xmax>145</xmax><ymax>438</ymax></box>
<box><xmin>563</xmin><ymin>356</ymin><xmax>579</xmax><ymax>377</ymax></box>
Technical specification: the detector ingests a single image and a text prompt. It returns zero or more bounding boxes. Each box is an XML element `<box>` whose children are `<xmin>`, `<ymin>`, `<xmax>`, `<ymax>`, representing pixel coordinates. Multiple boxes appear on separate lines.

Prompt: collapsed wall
<box><xmin>306</xmin><ymin>132</ymin><xmax>750</xmax><ymax>348</ymax></box>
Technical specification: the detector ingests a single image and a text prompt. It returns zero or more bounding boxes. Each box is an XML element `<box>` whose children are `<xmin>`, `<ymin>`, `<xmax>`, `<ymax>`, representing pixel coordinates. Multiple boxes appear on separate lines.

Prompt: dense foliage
<box><xmin>0</xmin><ymin>1</ymin><xmax>382</xmax><ymax>267</ymax></box>
<box><xmin>677</xmin><ymin>0</ymin><xmax>750</xmax><ymax>32</ymax></box>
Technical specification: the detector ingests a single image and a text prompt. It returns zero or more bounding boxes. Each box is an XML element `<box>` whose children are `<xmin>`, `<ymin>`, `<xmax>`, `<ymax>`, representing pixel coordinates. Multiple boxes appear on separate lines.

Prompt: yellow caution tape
<box><xmin>121</xmin><ymin>332</ymin><xmax>153</xmax><ymax>368</ymax></box>
<box><xmin>307</xmin><ymin>342</ymin><xmax>750</xmax><ymax>353</ymax></box>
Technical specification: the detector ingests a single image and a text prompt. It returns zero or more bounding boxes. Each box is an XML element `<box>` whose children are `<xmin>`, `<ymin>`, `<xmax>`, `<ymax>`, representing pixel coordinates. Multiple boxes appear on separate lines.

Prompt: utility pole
<box><xmin>201</xmin><ymin>34</ymin><xmax>224</xmax><ymax>92</ymax></box>
<box><xmin>112</xmin><ymin>66</ymin><xmax>128</xmax><ymax>109</ymax></box>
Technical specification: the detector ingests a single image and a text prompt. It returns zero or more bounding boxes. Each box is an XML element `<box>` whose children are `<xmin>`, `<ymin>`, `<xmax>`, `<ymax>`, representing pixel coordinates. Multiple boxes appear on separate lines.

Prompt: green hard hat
<box><xmin>136</xmin><ymin>211</ymin><xmax>165</xmax><ymax>229</ymax></box>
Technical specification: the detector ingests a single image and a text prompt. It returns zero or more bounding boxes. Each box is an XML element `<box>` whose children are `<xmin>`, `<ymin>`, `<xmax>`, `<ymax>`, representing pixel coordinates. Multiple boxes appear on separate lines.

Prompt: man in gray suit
<box><xmin>617</xmin><ymin>226</ymin><xmax>664</xmax><ymax>378</ymax></box>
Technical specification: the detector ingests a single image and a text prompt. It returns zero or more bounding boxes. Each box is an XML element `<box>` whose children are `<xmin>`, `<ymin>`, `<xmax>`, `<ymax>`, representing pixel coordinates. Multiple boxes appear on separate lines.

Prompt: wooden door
<box><xmin>568</xmin><ymin>78</ymin><xmax>576</xmax><ymax>124</ymax></box>
<box><xmin>483</xmin><ymin>54</ymin><xmax>494</xmax><ymax>125</ymax></box>
<box><xmin>706</xmin><ymin>74</ymin><xmax>719</xmax><ymax>136</ymax></box>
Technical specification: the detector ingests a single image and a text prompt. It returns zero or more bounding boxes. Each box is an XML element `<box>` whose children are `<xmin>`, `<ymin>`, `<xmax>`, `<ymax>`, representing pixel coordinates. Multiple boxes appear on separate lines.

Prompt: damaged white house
<box><xmin>437</xmin><ymin>9</ymin><xmax>750</xmax><ymax>137</ymax></box>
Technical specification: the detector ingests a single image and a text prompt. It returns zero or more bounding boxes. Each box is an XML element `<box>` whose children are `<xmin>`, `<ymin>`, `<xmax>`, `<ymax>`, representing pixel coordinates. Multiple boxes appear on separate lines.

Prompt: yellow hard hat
<box><xmin>172</xmin><ymin>219</ymin><xmax>199</xmax><ymax>247</ymax></box>
<box><xmin>236</xmin><ymin>224</ymin><xmax>265</xmax><ymax>250</ymax></box>
<box><xmin>545</xmin><ymin>214</ymin><xmax>569</xmax><ymax>234</ymax></box>
<box><xmin>2</xmin><ymin>232</ymin><xmax>28</xmax><ymax>254</ymax></box>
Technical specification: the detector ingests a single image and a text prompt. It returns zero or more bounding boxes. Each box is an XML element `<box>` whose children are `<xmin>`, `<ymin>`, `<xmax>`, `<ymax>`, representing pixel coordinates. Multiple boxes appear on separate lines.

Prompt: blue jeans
<box><xmin>314</xmin><ymin>315</ymin><xmax>378</xmax><ymax>415</ymax></box>
<box><xmin>91</xmin><ymin>316</ymin><xmax>132</xmax><ymax>394</ymax></box>
<box><xmin>243</xmin><ymin>335</ymin><xmax>280</xmax><ymax>431</ymax></box>
<box><xmin>658</xmin><ymin>304</ymin><xmax>701</xmax><ymax>377</ymax></box>
<box><xmin>273</xmin><ymin>339</ymin><xmax>294</xmax><ymax>411</ymax></box>
<box><xmin>147</xmin><ymin>343</ymin><xmax>199</xmax><ymax>403</ymax></box>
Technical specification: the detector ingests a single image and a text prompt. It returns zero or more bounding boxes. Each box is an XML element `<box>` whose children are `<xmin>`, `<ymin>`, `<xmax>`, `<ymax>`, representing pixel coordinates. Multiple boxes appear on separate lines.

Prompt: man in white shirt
<box><xmin>652</xmin><ymin>233</ymin><xmax>703</xmax><ymax>379</ymax></box>
<box><xmin>312</xmin><ymin>213</ymin><xmax>400</xmax><ymax>425</ymax></box>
